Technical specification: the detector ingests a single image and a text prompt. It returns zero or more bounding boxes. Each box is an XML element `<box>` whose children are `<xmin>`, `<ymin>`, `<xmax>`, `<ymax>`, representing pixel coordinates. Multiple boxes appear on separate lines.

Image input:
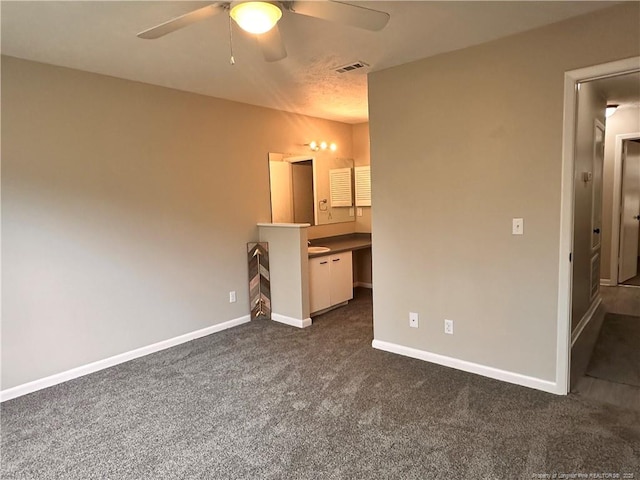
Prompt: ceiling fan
<box><xmin>137</xmin><ymin>1</ymin><xmax>390</xmax><ymax>63</ymax></box>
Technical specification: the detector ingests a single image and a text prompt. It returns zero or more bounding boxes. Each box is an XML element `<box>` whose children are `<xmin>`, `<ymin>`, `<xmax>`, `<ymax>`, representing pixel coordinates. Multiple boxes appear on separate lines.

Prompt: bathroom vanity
<box><xmin>260</xmin><ymin>148</ymin><xmax>372</xmax><ymax>327</ymax></box>
<box><xmin>257</xmin><ymin>224</ymin><xmax>371</xmax><ymax>327</ymax></box>
<box><xmin>308</xmin><ymin>234</ymin><xmax>372</xmax><ymax>315</ymax></box>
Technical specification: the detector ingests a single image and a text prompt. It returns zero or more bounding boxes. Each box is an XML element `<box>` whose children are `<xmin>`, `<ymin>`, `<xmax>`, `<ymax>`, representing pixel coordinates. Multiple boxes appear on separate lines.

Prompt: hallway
<box><xmin>573</xmin><ymin>285</ymin><xmax>640</xmax><ymax>411</ymax></box>
<box><xmin>620</xmin><ymin>258</ymin><xmax>640</xmax><ymax>287</ymax></box>
<box><xmin>601</xmin><ymin>284</ymin><xmax>640</xmax><ymax>316</ymax></box>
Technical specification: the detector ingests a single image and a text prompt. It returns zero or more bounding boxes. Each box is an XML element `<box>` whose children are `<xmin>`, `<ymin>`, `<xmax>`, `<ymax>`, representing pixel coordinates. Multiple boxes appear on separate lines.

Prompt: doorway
<box><xmin>558</xmin><ymin>57</ymin><xmax>640</xmax><ymax>395</ymax></box>
<box><xmin>617</xmin><ymin>139</ymin><xmax>640</xmax><ymax>286</ymax></box>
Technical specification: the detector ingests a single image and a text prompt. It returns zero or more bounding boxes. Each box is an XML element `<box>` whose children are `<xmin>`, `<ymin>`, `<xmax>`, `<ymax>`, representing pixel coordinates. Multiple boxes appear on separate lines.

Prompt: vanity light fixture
<box><xmin>605</xmin><ymin>104</ymin><xmax>619</xmax><ymax>118</ymax></box>
<box><xmin>230</xmin><ymin>1</ymin><xmax>282</xmax><ymax>34</ymax></box>
<box><xmin>306</xmin><ymin>141</ymin><xmax>337</xmax><ymax>152</ymax></box>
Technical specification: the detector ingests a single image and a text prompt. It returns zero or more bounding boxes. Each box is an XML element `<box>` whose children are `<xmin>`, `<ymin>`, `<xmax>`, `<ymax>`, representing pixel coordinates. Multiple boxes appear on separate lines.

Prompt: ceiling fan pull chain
<box><xmin>228</xmin><ymin>10</ymin><xmax>235</xmax><ymax>65</ymax></box>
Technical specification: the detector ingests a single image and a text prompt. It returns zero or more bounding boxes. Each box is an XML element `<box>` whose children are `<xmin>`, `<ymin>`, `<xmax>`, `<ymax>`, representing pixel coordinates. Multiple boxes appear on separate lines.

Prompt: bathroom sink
<box><xmin>308</xmin><ymin>246</ymin><xmax>331</xmax><ymax>254</ymax></box>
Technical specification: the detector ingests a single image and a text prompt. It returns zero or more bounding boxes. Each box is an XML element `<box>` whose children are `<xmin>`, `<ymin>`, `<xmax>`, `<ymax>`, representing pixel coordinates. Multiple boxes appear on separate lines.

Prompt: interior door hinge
<box><xmin>569</xmin><ymin>252</ymin><xmax>572</xmax><ymax>262</ymax></box>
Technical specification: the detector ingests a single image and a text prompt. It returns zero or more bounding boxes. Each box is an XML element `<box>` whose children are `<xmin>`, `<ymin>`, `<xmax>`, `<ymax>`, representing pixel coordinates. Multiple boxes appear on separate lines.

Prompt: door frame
<box><xmin>610</xmin><ymin>133</ymin><xmax>640</xmax><ymax>285</ymax></box>
<box><xmin>557</xmin><ymin>56</ymin><xmax>640</xmax><ymax>395</ymax></box>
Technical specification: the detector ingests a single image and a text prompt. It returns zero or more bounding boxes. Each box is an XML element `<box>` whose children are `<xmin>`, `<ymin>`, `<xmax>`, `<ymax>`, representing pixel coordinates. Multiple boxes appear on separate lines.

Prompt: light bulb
<box><xmin>309</xmin><ymin>141</ymin><xmax>318</xmax><ymax>151</ymax></box>
<box><xmin>320</xmin><ymin>141</ymin><xmax>328</xmax><ymax>150</ymax></box>
<box><xmin>230</xmin><ymin>2</ymin><xmax>282</xmax><ymax>35</ymax></box>
<box><xmin>330</xmin><ymin>143</ymin><xmax>337</xmax><ymax>152</ymax></box>
<box><xmin>605</xmin><ymin>105</ymin><xmax>619</xmax><ymax>118</ymax></box>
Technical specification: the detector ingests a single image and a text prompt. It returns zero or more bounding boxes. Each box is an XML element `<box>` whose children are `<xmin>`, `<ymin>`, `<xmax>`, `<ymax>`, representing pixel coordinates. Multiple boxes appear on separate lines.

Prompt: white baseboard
<box><xmin>272</xmin><ymin>313</ymin><xmax>312</xmax><ymax>328</ymax></box>
<box><xmin>600</xmin><ymin>279</ymin><xmax>615</xmax><ymax>287</ymax></box>
<box><xmin>354</xmin><ymin>282</ymin><xmax>373</xmax><ymax>289</ymax></box>
<box><xmin>571</xmin><ymin>296</ymin><xmax>602</xmax><ymax>347</ymax></box>
<box><xmin>372</xmin><ymin>339</ymin><xmax>560</xmax><ymax>395</ymax></box>
<box><xmin>1</xmin><ymin>314</ymin><xmax>251</xmax><ymax>403</ymax></box>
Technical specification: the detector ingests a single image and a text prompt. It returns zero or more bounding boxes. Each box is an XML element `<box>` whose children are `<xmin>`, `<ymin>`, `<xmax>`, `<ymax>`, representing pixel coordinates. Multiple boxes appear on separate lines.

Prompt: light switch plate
<box><xmin>512</xmin><ymin>218</ymin><xmax>524</xmax><ymax>235</ymax></box>
<box><xmin>357</xmin><ymin>207</ymin><xmax>363</xmax><ymax>217</ymax></box>
<box><xmin>349</xmin><ymin>207</ymin><xmax>355</xmax><ymax>216</ymax></box>
<box><xmin>409</xmin><ymin>312</ymin><xmax>419</xmax><ymax>328</ymax></box>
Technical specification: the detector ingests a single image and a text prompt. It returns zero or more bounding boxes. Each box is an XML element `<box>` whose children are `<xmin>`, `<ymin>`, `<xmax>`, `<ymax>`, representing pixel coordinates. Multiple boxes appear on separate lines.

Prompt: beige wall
<box><xmin>368</xmin><ymin>3</ymin><xmax>639</xmax><ymax>383</ymax></box>
<box><xmin>601</xmin><ymin>106</ymin><xmax>640</xmax><ymax>282</ymax></box>
<box><xmin>572</xmin><ymin>81</ymin><xmax>605</xmax><ymax>330</ymax></box>
<box><xmin>258</xmin><ymin>225</ymin><xmax>309</xmax><ymax>321</ymax></box>
<box><xmin>307</xmin><ymin>221</ymin><xmax>355</xmax><ymax>240</ymax></box>
<box><xmin>1</xmin><ymin>56</ymin><xmax>353</xmax><ymax>389</ymax></box>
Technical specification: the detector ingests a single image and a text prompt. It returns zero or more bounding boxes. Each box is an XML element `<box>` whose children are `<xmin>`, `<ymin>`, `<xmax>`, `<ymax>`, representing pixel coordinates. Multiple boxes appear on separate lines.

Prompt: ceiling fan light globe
<box><xmin>230</xmin><ymin>1</ymin><xmax>282</xmax><ymax>34</ymax></box>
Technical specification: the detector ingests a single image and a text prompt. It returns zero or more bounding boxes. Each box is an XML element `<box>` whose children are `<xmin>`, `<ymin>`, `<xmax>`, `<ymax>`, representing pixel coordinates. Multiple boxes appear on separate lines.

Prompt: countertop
<box><xmin>308</xmin><ymin>233</ymin><xmax>372</xmax><ymax>258</ymax></box>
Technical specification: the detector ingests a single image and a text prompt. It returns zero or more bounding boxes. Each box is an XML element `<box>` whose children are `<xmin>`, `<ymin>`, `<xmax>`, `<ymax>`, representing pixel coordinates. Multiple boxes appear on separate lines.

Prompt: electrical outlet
<box><xmin>357</xmin><ymin>207</ymin><xmax>363</xmax><ymax>217</ymax></box>
<box><xmin>229</xmin><ymin>291</ymin><xmax>237</xmax><ymax>303</ymax></box>
<box><xmin>409</xmin><ymin>312</ymin><xmax>419</xmax><ymax>328</ymax></box>
<box><xmin>349</xmin><ymin>207</ymin><xmax>355</xmax><ymax>216</ymax></box>
<box><xmin>444</xmin><ymin>319</ymin><xmax>454</xmax><ymax>335</ymax></box>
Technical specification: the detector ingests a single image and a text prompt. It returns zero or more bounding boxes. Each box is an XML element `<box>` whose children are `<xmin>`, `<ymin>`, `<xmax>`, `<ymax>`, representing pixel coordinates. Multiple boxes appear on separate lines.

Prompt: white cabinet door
<box><xmin>309</xmin><ymin>256</ymin><xmax>331</xmax><ymax>313</ymax></box>
<box><xmin>329</xmin><ymin>251</ymin><xmax>353</xmax><ymax>305</ymax></box>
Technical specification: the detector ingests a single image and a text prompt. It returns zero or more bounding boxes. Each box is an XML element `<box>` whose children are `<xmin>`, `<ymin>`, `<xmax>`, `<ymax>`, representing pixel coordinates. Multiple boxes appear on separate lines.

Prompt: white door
<box><xmin>590</xmin><ymin>121</ymin><xmax>605</xmax><ymax>300</ymax></box>
<box><xmin>269</xmin><ymin>161</ymin><xmax>293</xmax><ymax>223</ymax></box>
<box><xmin>619</xmin><ymin>140</ymin><xmax>640</xmax><ymax>283</ymax></box>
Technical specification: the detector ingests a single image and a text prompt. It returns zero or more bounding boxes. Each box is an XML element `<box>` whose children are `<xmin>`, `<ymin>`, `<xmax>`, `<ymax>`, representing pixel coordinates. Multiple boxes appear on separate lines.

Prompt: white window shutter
<box><xmin>355</xmin><ymin>166</ymin><xmax>371</xmax><ymax>207</ymax></box>
<box><xmin>329</xmin><ymin>168</ymin><xmax>353</xmax><ymax>207</ymax></box>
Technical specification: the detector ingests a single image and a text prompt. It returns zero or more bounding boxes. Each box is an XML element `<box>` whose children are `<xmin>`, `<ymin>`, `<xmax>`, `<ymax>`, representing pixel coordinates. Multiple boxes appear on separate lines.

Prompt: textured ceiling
<box><xmin>592</xmin><ymin>72</ymin><xmax>640</xmax><ymax>109</ymax></box>
<box><xmin>1</xmin><ymin>1</ymin><xmax>620</xmax><ymax>123</ymax></box>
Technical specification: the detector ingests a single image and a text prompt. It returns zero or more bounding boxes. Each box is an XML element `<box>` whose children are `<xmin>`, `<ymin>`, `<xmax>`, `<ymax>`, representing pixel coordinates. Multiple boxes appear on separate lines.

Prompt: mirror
<box><xmin>269</xmin><ymin>154</ymin><xmax>314</xmax><ymax>224</ymax></box>
<box><xmin>269</xmin><ymin>152</ymin><xmax>355</xmax><ymax>225</ymax></box>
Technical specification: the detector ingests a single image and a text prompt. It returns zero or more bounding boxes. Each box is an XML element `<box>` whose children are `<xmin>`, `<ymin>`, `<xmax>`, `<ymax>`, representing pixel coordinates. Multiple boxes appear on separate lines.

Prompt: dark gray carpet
<box><xmin>586</xmin><ymin>313</ymin><xmax>640</xmax><ymax>387</ymax></box>
<box><xmin>2</xmin><ymin>289</ymin><xmax>639</xmax><ymax>479</ymax></box>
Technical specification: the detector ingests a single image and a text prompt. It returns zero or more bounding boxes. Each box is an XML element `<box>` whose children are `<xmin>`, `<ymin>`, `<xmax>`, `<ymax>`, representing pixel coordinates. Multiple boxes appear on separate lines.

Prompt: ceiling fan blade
<box><xmin>289</xmin><ymin>1</ymin><xmax>389</xmax><ymax>31</ymax></box>
<box><xmin>137</xmin><ymin>3</ymin><xmax>226</xmax><ymax>39</ymax></box>
<box><xmin>257</xmin><ymin>24</ymin><xmax>287</xmax><ymax>62</ymax></box>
